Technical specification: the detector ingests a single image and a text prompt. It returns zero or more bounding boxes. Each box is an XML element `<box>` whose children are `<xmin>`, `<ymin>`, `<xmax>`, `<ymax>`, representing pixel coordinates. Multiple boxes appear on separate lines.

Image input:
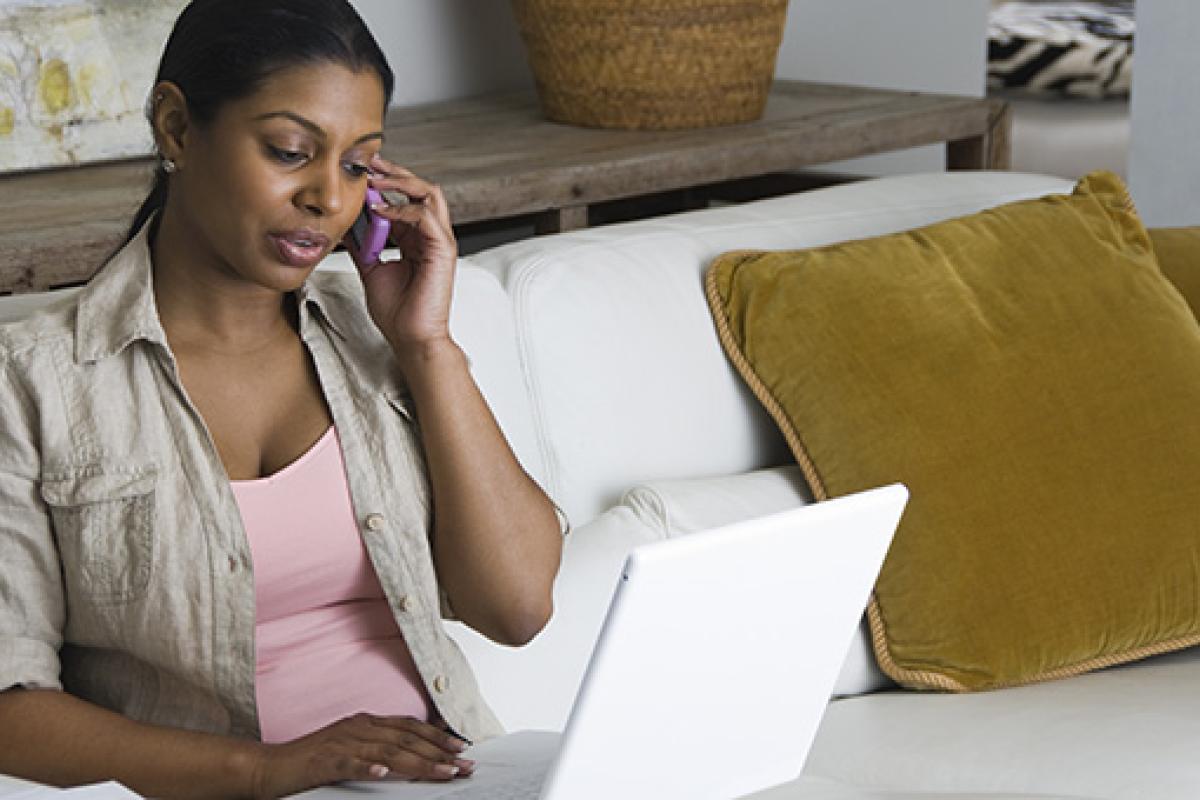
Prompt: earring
<box><xmin>162</xmin><ymin>157</ymin><xmax>177</xmax><ymax>174</ymax></box>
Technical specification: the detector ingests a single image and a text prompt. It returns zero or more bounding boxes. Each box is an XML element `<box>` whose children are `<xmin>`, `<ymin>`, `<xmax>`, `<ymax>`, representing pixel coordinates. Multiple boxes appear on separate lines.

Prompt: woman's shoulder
<box><xmin>0</xmin><ymin>292</ymin><xmax>80</xmax><ymax>437</ymax></box>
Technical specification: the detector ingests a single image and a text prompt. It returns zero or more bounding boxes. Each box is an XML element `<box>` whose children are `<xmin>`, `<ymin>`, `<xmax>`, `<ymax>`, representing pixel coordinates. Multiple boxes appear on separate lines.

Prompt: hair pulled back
<box><xmin>125</xmin><ymin>0</ymin><xmax>394</xmax><ymax>245</ymax></box>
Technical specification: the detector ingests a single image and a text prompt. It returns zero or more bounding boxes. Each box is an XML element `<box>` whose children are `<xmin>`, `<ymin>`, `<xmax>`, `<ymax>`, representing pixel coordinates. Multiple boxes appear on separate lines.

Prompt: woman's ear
<box><xmin>150</xmin><ymin>81</ymin><xmax>190</xmax><ymax>169</ymax></box>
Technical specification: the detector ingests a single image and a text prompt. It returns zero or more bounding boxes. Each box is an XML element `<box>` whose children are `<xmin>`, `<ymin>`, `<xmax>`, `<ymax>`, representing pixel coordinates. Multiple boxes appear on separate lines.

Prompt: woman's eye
<box><xmin>343</xmin><ymin>161</ymin><xmax>371</xmax><ymax>178</ymax></box>
<box><xmin>269</xmin><ymin>146</ymin><xmax>309</xmax><ymax>165</ymax></box>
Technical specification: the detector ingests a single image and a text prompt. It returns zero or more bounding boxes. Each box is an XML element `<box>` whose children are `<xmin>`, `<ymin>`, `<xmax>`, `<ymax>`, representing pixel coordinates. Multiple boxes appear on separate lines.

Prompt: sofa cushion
<box><xmin>1150</xmin><ymin>226</ymin><xmax>1200</xmax><ymax>321</ymax></box>
<box><xmin>807</xmin><ymin>647</ymin><xmax>1200</xmax><ymax>800</ymax></box>
<box><xmin>988</xmin><ymin>1</ymin><xmax>1134</xmax><ymax>100</ymax></box>
<box><xmin>468</xmin><ymin>172</ymin><xmax>1075</xmax><ymax>523</ymax></box>
<box><xmin>706</xmin><ymin>171</ymin><xmax>1200</xmax><ymax>692</ymax></box>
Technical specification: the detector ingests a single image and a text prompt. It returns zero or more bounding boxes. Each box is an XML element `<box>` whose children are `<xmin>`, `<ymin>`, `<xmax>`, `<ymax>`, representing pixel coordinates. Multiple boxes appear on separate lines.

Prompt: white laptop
<box><xmin>304</xmin><ymin>484</ymin><xmax>909</xmax><ymax>800</ymax></box>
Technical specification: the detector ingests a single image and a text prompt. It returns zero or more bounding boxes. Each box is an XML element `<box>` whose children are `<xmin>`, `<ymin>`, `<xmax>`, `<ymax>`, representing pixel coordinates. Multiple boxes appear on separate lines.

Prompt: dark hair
<box><xmin>124</xmin><ymin>0</ymin><xmax>394</xmax><ymax>245</ymax></box>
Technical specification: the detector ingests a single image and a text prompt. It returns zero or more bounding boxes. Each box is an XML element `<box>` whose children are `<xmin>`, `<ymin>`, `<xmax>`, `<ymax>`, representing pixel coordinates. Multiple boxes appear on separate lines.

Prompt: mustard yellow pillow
<box><xmin>706</xmin><ymin>172</ymin><xmax>1200</xmax><ymax>692</ymax></box>
<box><xmin>1151</xmin><ymin>227</ymin><xmax>1200</xmax><ymax>321</ymax></box>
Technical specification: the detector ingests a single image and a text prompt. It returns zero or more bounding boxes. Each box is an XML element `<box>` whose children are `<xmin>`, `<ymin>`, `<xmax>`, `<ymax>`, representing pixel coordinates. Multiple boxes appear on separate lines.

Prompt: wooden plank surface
<box><xmin>0</xmin><ymin>81</ymin><xmax>1005</xmax><ymax>294</ymax></box>
<box><xmin>385</xmin><ymin>81</ymin><xmax>999</xmax><ymax>224</ymax></box>
<box><xmin>0</xmin><ymin>160</ymin><xmax>153</xmax><ymax>292</ymax></box>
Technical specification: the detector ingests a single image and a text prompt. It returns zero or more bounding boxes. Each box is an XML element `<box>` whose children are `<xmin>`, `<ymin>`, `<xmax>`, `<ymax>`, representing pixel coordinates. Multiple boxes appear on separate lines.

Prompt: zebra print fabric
<box><xmin>989</xmin><ymin>1</ymin><xmax>1134</xmax><ymax>99</ymax></box>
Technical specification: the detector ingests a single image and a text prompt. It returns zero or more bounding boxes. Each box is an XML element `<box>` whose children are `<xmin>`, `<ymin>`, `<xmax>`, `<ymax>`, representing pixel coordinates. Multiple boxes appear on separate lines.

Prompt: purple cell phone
<box><xmin>345</xmin><ymin>186</ymin><xmax>391</xmax><ymax>268</ymax></box>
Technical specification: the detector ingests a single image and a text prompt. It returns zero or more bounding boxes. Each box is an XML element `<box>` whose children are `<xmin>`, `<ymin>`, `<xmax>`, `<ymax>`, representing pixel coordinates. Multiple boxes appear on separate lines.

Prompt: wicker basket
<box><xmin>511</xmin><ymin>0</ymin><xmax>789</xmax><ymax>130</ymax></box>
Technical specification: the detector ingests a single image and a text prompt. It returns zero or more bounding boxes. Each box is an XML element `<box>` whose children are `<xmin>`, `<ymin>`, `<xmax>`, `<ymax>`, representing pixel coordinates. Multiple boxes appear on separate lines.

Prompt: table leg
<box><xmin>535</xmin><ymin>205</ymin><xmax>589</xmax><ymax>234</ymax></box>
<box><xmin>947</xmin><ymin>99</ymin><xmax>1012</xmax><ymax>171</ymax></box>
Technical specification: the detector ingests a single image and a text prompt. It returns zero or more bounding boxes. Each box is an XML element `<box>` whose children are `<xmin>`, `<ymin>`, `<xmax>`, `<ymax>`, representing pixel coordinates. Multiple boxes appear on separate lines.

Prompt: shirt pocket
<box><xmin>40</xmin><ymin>466</ymin><xmax>157</xmax><ymax>606</ymax></box>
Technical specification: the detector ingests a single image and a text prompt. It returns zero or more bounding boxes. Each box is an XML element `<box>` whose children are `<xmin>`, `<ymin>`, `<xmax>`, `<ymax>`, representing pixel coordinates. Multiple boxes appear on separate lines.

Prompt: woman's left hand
<box><xmin>355</xmin><ymin>154</ymin><xmax>457</xmax><ymax>351</ymax></box>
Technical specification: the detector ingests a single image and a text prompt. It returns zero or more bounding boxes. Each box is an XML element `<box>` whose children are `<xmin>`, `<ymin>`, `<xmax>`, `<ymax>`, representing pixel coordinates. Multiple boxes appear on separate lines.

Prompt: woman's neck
<box><xmin>151</xmin><ymin>208</ymin><xmax>298</xmax><ymax>357</ymax></box>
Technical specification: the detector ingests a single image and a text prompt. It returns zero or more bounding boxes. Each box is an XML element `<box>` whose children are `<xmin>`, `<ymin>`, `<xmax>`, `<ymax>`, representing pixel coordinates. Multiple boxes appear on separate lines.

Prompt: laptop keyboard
<box><xmin>430</xmin><ymin>768</ymin><xmax>546</xmax><ymax>799</ymax></box>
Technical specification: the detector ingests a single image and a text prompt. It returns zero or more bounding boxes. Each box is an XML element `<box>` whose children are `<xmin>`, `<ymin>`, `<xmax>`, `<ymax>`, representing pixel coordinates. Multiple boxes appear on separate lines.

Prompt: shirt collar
<box><xmin>74</xmin><ymin>219</ymin><xmax>171</xmax><ymax>364</ymax></box>
<box><xmin>295</xmin><ymin>277</ymin><xmax>349</xmax><ymax>342</ymax></box>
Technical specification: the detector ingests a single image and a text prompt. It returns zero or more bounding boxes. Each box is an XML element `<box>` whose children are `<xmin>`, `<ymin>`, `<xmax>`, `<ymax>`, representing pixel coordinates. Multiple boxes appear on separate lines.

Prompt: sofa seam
<box><xmin>508</xmin><ymin>265</ymin><xmax>564</xmax><ymax>503</ymax></box>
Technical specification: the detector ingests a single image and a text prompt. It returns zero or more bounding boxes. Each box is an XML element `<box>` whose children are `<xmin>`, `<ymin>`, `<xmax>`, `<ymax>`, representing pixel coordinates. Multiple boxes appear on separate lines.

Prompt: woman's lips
<box><xmin>268</xmin><ymin>230</ymin><xmax>330</xmax><ymax>269</ymax></box>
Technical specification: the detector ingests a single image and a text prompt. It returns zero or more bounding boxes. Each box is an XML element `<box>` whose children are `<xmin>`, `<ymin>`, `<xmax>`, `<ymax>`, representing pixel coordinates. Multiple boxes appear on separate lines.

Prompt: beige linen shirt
<box><xmin>0</xmin><ymin>224</ymin><xmax>504</xmax><ymax>741</ymax></box>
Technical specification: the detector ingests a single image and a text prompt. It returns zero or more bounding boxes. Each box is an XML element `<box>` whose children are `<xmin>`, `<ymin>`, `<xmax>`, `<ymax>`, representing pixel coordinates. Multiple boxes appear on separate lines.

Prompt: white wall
<box><xmin>1129</xmin><ymin>0</ymin><xmax>1200</xmax><ymax>227</ymax></box>
<box><xmin>775</xmin><ymin>0</ymin><xmax>990</xmax><ymax>174</ymax></box>
<box><xmin>777</xmin><ymin>0</ymin><xmax>987</xmax><ymax>97</ymax></box>
<box><xmin>350</xmin><ymin>0</ymin><xmax>533</xmax><ymax>107</ymax></box>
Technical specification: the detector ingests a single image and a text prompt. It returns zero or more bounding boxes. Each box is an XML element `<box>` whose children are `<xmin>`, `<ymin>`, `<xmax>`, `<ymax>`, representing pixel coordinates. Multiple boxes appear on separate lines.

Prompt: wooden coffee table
<box><xmin>0</xmin><ymin>81</ymin><xmax>1008</xmax><ymax>294</ymax></box>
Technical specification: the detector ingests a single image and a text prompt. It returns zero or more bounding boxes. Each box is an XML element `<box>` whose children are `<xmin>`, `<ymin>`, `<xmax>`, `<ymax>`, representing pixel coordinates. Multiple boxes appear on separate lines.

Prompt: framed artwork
<box><xmin>0</xmin><ymin>0</ymin><xmax>186</xmax><ymax>173</ymax></box>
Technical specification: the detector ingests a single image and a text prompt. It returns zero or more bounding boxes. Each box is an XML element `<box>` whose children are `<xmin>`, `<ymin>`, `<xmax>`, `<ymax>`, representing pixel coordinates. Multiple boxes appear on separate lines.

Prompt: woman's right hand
<box><xmin>249</xmin><ymin>713</ymin><xmax>475</xmax><ymax>798</ymax></box>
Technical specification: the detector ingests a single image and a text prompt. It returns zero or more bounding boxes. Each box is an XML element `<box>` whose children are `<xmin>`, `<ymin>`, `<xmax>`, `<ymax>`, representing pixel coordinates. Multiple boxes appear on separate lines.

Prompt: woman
<box><xmin>0</xmin><ymin>1</ymin><xmax>563</xmax><ymax>796</ymax></box>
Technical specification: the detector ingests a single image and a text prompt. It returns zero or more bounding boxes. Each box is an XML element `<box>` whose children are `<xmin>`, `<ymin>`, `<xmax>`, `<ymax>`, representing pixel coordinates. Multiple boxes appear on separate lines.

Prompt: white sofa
<box><xmin>2</xmin><ymin>172</ymin><xmax>1197</xmax><ymax>799</ymax></box>
<box><xmin>438</xmin><ymin>171</ymin><xmax>1200</xmax><ymax>800</ymax></box>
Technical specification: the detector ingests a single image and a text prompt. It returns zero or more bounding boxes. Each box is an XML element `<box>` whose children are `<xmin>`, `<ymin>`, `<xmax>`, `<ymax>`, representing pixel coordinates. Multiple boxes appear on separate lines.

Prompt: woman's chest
<box><xmin>172</xmin><ymin>338</ymin><xmax>335</xmax><ymax>481</ymax></box>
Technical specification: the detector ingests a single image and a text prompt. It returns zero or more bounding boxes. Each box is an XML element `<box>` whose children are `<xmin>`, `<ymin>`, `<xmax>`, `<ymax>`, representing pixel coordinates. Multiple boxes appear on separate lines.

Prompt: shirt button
<box><xmin>397</xmin><ymin>595</ymin><xmax>412</xmax><ymax>613</ymax></box>
<box><xmin>227</xmin><ymin>555</ymin><xmax>238</xmax><ymax>573</ymax></box>
<box><xmin>433</xmin><ymin>675</ymin><xmax>449</xmax><ymax>694</ymax></box>
<box><xmin>365</xmin><ymin>513</ymin><xmax>386</xmax><ymax>532</ymax></box>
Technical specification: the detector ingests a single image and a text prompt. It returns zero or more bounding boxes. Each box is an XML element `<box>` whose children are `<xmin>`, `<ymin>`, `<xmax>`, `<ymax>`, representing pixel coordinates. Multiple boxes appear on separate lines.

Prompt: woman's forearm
<box><xmin>395</xmin><ymin>337</ymin><xmax>562</xmax><ymax>646</ymax></box>
<box><xmin>0</xmin><ymin>689</ymin><xmax>260</xmax><ymax>799</ymax></box>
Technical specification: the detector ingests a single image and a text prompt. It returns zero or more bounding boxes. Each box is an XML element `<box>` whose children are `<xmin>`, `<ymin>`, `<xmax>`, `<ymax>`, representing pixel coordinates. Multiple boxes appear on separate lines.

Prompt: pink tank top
<box><xmin>230</xmin><ymin>426</ymin><xmax>433</xmax><ymax>744</ymax></box>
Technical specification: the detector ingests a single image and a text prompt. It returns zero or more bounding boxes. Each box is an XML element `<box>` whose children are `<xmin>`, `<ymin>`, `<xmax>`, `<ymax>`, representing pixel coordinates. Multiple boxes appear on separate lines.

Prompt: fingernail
<box><xmin>435</xmin><ymin>764</ymin><xmax>460</xmax><ymax>778</ymax></box>
<box><xmin>369</xmin><ymin>764</ymin><xmax>389</xmax><ymax>779</ymax></box>
<box><xmin>443</xmin><ymin>725</ymin><xmax>473</xmax><ymax>748</ymax></box>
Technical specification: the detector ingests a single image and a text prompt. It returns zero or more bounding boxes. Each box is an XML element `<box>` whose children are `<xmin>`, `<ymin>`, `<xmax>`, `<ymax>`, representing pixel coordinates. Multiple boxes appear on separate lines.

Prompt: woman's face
<box><xmin>167</xmin><ymin>62</ymin><xmax>386</xmax><ymax>292</ymax></box>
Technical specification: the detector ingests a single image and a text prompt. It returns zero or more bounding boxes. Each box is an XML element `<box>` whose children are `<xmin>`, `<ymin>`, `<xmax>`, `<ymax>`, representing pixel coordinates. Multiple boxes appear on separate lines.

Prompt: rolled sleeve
<box><xmin>2</xmin><ymin>638</ymin><xmax>62</xmax><ymax>691</ymax></box>
<box><xmin>0</xmin><ymin>352</ymin><xmax>64</xmax><ymax>691</ymax></box>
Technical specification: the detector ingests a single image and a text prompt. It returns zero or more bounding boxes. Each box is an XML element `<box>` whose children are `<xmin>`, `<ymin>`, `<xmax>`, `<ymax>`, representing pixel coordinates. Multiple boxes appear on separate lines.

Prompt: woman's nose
<box><xmin>298</xmin><ymin>164</ymin><xmax>345</xmax><ymax>217</ymax></box>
